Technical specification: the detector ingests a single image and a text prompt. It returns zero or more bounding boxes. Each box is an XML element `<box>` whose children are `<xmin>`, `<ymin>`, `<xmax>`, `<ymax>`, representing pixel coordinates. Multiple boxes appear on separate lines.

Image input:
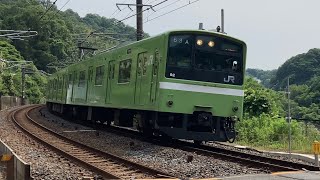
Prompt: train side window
<box><xmin>60</xmin><ymin>77</ymin><xmax>62</xmax><ymax>89</ymax></box>
<box><xmin>108</xmin><ymin>64</ymin><xmax>115</xmax><ymax>80</ymax></box>
<box><xmin>68</xmin><ymin>74</ymin><xmax>72</xmax><ymax>86</ymax></box>
<box><xmin>88</xmin><ymin>66</ymin><xmax>94</xmax><ymax>82</ymax></box>
<box><xmin>78</xmin><ymin>71</ymin><xmax>86</xmax><ymax>87</ymax></box>
<box><xmin>112</xmin><ymin>64</ymin><xmax>115</xmax><ymax>79</ymax></box>
<box><xmin>64</xmin><ymin>75</ymin><xmax>67</xmax><ymax>87</ymax></box>
<box><xmin>95</xmin><ymin>65</ymin><xmax>104</xmax><ymax>85</ymax></box>
<box><xmin>57</xmin><ymin>78</ymin><xmax>59</xmax><ymax>89</ymax></box>
<box><xmin>73</xmin><ymin>71</ymin><xmax>77</xmax><ymax>85</ymax></box>
<box><xmin>118</xmin><ymin>59</ymin><xmax>132</xmax><ymax>83</ymax></box>
<box><xmin>142</xmin><ymin>55</ymin><xmax>147</xmax><ymax>76</ymax></box>
<box><xmin>154</xmin><ymin>51</ymin><xmax>159</xmax><ymax>76</ymax></box>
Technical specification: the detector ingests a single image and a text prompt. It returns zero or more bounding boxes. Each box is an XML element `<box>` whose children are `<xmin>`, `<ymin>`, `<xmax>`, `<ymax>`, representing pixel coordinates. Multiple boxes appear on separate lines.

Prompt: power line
<box><xmin>57</xmin><ymin>0</ymin><xmax>71</xmax><ymax>12</ymax></box>
<box><xmin>51</xmin><ymin>0</ymin><xmax>71</xmax><ymax>16</ymax></box>
<box><xmin>110</xmin><ymin>0</ymin><xmax>129</xmax><ymax>19</ymax></box>
<box><xmin>118</xmin><ymin>0</ymin><xmax>168</xmax><ymax>22</ymax></box>
<box><xmin>144</xmin><ymin>0</ymin><xmax>200</xmax><ymax>23</ymax></box>
<box><xmin>39</xmin><ymin>0</ymin><xmax>58</xmax><ymax>20</ymax></box>
<box><xmin>145</xmin><ymin>0</ymin><xmax>182</xmax><ymax>21</ymax></box>
<box><xmin>80</xmin><ymin>0</ymin><xmax>165</xmax><ymax>46</ymax></box>
<box><xmin>122</xmin><ymin>7</ymin><xmax>136</xmax><ymax>21</ymax></box>
<box><xmin>148</xmin><ymin>0</ymin><xmax>162</xmax><ymax>4</ymax></box>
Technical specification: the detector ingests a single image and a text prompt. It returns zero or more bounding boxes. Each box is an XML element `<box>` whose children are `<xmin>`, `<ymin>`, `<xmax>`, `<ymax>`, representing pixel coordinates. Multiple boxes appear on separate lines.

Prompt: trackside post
<box><xmin>312</xmin><ymin>141</ymin><xmax>320</xmax><ymax>166</ymax></box>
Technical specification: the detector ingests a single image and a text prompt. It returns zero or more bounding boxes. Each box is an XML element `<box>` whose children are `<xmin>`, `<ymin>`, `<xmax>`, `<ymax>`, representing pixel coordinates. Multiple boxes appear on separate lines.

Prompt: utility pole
<box><xmin>21</xmin><ymin>65</ymin><xmax>25</xmax><ymax>105</ymax></box>
<box><xmin>116</xmin><ymin>0</ymin><xmax>153</xmax><ymax>41</ymax></box>
<box><xmin>136</xmin><ymin>0</ymin><xmax>143</xmax><ymax>41</ymax></box>
<box><xmin>287</xmin><ymin>77</ymin><xmax>292</xmax><ymax>158</ymax></box>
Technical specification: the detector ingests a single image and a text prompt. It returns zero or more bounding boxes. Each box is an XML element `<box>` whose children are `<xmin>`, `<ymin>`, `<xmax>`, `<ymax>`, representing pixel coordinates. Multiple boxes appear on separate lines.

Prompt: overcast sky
<box><xmin>56</xmin><ymin>0</ymin><xmax>320</xmax><ymax>70</ymax></box>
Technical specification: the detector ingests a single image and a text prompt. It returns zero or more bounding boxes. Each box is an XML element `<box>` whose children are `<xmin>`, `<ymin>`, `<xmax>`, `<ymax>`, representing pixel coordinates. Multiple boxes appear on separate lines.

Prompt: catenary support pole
<box><xmin>136</xmin><ymin>0</ymin><xmax>143</xmax><ymax>41</ymax></box>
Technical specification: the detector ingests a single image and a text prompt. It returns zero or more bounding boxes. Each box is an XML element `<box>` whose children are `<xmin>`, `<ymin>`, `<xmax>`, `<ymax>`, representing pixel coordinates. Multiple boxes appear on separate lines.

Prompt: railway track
<box><xmin>78</xmin><ymin>120</ymin><xmax>320</xmax><ymax>172</ymax></box>
<box><xmin>11</xmin><ymin>105</ymin><xmax>174</xmax><ymax>179</ymax></box>
<box><xmin>176</xmin><ymin>142</ymin><xmax>320</xmax><ymax>172</ymax></box>
<box><xmin>41</xmin><ymin>105</ymin><xmax>319</xmax><ymax>173</ymax></box>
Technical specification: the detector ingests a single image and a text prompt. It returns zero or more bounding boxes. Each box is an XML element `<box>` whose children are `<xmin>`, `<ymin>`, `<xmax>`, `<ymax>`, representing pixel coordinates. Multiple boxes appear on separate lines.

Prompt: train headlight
<box><xmin>196</xmin><ymin>39</ymin><xmax>203</xmax><ymax>46</ymax></box>
<box><xmin>167</xmin><ymin>101</ymin><xmax>173</xmax><ymax>107</ymax></box>
<box><xmin>208</xmin><ymin>41</ymin><xmax>215</xmax><ymax>47</ymax></box>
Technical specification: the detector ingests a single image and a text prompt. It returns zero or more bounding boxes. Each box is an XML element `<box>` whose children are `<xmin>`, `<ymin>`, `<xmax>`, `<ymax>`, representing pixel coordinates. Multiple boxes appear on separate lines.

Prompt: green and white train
<box><xmin>47</xmin><ymin>30</ymin><xmax>247</xmax><ymax>143</ymax></box>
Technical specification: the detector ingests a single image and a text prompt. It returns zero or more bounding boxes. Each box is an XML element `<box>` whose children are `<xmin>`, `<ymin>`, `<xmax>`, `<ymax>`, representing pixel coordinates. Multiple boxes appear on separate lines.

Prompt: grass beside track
<box><xmin>236</xmin><ymin>114</ymin><xmax>320</xmax><ymax>154</ymax></box>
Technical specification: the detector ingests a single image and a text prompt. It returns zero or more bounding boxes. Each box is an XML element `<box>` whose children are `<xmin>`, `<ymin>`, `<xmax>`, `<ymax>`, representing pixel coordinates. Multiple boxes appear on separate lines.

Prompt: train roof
<box><xmin>48</xmin><ymin>29</ymin><xmax>246</xmax><ymax>79</ymax></box>
<box><xmin>125</xmin><ymin>29</ymin><xmax>245</xmax><ymax>46</ymax></box>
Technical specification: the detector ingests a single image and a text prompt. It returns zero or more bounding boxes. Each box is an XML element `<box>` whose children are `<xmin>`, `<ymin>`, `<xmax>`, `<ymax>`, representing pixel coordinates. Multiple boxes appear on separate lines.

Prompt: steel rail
<box><xmin>62</xmin><ymin>108</ymin><xmax>320</xmax><ymax>172</ymax></box>
<box><xmin>11</xmin><ymin>105</ymin><xmax>174</xmax><ymax>179</ymax></box>
<box><xmin>195</xmin><ymin>143</ymin><xmax>320</xmax><ymax>171</ymax></box>
<box><xmin>41</xmin><ymin>105</ymin><xmax>320</xmax><ymax>173</ymax></box>
<box><xmin>175</xmin><ymin>141</ymin><xmax>320</xmax><ymax>172</ymax></box>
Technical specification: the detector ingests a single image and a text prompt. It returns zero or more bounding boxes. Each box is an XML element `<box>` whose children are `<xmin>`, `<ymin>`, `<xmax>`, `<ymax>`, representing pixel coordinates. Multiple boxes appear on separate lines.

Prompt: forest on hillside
<box><xmin>0</xmin><ymin>0</ymin><xmax>140</xmax><ymax>102</ymax></box>
<box><xmin>247</xmin><ymin>48</ymin><xmax>320</xmax><ymax>121</ymax></box>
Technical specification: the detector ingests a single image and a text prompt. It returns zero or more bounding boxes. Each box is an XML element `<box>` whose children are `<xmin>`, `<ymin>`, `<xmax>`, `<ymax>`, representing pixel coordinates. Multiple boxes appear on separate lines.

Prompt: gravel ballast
<box><xmin>30</xmin><ymin>107</ymin><xmax>270</xmax><ymax>179</ymax></box>
<box><xmin>0</xmin><ymin>108</ymin><xmax>96</xmax><ymax>180</ymax></box>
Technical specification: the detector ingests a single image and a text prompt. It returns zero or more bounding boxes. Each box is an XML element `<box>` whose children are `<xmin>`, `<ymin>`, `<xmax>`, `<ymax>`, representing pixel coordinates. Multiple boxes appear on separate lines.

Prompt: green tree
<box><xmin>0</xmin><ymin>73</ymin><xmax>17</xmax><ymax>96</ymax></box>
<box><xmin>270</xmin><ymin>48</ymin><xmax>320</xmax><ymax>89</ymax></box>
<box><xmin>244</xmin><ymin>78</ymin><xmax>282</xmax><ymax>117</ymax></box>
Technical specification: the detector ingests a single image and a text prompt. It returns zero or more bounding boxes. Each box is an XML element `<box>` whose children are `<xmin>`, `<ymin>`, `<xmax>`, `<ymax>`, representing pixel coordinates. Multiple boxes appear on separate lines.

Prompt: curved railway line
<box><xmin>176</xmin><ymin>142</ymin><xmax>320</xmax><ymax>172</ymax></box>
<box><xmin>39</xmin><ymin>104</ymin><xmax>320</xmax><ymax>173</ymax></box>
<box><xmin>103</xmin><ymin>128</ymin><xmax>320</xmax><ymax>172</ymax></box>
<box><xmin>9</xmin><ymin>105</ymin><xmax>174</xmax><ymax>179</ymax></box>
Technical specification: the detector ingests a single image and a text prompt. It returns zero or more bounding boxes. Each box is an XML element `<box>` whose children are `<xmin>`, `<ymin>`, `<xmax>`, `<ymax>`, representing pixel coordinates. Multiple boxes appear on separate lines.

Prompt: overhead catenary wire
<box><xmin>145</xmin><ymin>0</ymin><xmax>182</xmax><ymax>20</ymax></box>
<box><xmin>122</xmin><ymin>7</ymin><xmax>137</xmax><ymax>21</ymax></box>
<box><xmin>144</xmin><ymin>0</ymin><xmax>200</xmax><ymax>23</ymax></box>
<box><xmin>110</xmin><ymin>0</ymin><xmax>129</xmax><ymax>19</ymax></box>
<box><xmin>117</xmin><ymin>0</ymin><xmax>168</xmax><ymax>22</ymax></box>
<box><xmin>54</xmin><ymin>0</ymin><xmax>71</xmax><ymax>14</ymax></box>
<box><xmin>80</xmin><ymin>0</ymin><xmax>168</xmax><ymax>45</ymax></box>
<box><xmin>147</xmin><ymin>0</ymin><xmax>163</xmax><ymax>5</ymax></box>
<box><xmin>39</xmin><ymin>0</ymin><xmax>58</xmax><ymax>20</ymax></box>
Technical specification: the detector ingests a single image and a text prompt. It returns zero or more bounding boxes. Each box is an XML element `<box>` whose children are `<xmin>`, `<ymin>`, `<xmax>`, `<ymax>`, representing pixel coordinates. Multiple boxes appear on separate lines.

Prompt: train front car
<box><xmin>156</xmin><ymin>31</ymin><xmax>246</xmax><ymax>143</ymax></box>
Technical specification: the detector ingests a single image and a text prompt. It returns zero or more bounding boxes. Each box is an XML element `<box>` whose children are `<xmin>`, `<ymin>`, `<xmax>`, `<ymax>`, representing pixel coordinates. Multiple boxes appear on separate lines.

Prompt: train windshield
<box><xmin>166</xmin><ymin>34</ymin><xmax>244</xmax><ymax>85</ymax></box>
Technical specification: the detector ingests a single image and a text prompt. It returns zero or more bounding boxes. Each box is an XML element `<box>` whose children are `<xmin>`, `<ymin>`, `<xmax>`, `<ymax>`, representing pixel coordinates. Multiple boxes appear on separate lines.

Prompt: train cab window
<box><xmin>95</xmin><ymin>65</ymin><xmax>104</xmax><ymax>85</ymax></box>
<box><xmin>118</xmin><ymin>59</ymin><xmax>132</xmax><ymax>83</ymax></box>
<box><xmin>167</xmin><ymin>35</ymin><xmax>193</xmax><ymax>68</ymax></box>
<box><xmin>78</xmin><ymin>71</ymin><xmax>86</xmax><ymax>87</ymax></box>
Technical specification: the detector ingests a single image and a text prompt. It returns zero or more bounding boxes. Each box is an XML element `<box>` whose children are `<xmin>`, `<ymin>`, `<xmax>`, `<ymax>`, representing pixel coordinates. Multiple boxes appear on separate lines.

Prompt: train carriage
<box><xmin>47</xmin><ymin>30</ymin><xmax>247</xmax><ymax>143</ymax></box>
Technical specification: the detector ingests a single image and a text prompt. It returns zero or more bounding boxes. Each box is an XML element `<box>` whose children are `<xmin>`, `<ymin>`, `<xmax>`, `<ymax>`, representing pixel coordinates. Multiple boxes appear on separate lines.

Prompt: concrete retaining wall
<box><xmin>0</xmin><ymin>140</ymin><xmax>31</xmax><ymax>180</ymax></box>
<box><xmin>0</xmin><ymin>96</ymin><xmax>24</xmax><ymax>110</ymax></box>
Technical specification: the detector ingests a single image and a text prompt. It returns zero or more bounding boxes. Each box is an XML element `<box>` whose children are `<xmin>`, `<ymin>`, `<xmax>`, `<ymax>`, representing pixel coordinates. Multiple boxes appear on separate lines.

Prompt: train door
<box><xmin>71</xmin><ymin>71</ymin><xmax>76</xmax><ymax>102</ymax></box>
<box><xmin>135</xmin><ymin>52</ymin><xmax>151</xmax><ymax>105</ymax></box>
<box><xmin>61</xmin><ymin>76</ymin><xmax>64</xmax><ymax>102</ymax></box>
<box><xmin>66</xmin><ymin>73</ymin><xmax>72</xmax><ymax>103</ymax></box>
<box><xmin>86</xmin><ymin>66</ymin><xmax>94</xmax><ymax>102</ymax></box>
<box><xmin>62</xmin><ymin>74</ymin><xmax>67</xmax><ymax>103</ymax></box>
<box><xmin>150</xmin><ymin>50</ymin><xmax>159</xmax><ymax>104</ymax></box>
<box><xmin>106</xmin><ymin>60</ymin><xmax>115</xmax><ymax>104</ymax></box>
<box><xmin>55</xmin><ymin>77</ymin><xmax>59</xmax><ymax>101</ymax></box>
